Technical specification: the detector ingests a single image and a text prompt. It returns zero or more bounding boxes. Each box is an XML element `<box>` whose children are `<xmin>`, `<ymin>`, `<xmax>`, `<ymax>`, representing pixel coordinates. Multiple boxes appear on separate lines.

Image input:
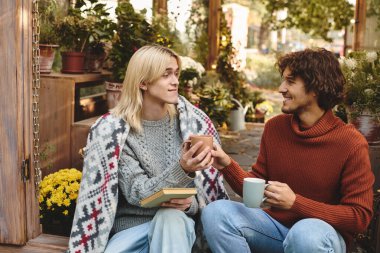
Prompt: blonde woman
<box><xmin>67</xmin><ymin>45</ymin><xmax>228</xmax><ymax>253</ymax></box>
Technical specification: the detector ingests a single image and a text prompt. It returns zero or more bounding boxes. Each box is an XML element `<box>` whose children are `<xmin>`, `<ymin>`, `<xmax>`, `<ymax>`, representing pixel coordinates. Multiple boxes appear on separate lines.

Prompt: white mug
<box><xmin>243</xmin><ymin>178</ymin><xmax>268</xmax><ymax>208</ymax></box>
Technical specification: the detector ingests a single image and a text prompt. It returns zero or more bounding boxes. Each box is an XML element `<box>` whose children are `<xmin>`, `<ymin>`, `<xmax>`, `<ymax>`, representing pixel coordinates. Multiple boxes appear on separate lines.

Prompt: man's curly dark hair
<box><xmin>277</xmin><ymin>48</ymin><xmax>345</xmax><ymax>110</ymax></box>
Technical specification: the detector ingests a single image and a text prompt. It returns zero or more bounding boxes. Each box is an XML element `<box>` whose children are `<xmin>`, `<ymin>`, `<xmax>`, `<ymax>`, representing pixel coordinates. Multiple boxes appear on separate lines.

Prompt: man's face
<box><xmin>278</xmin><ymin>67</ymin><xmax>318</xmax><ymax>114</ymax></box>
<box><xmin>142</xmin><ymin>57</ymin><xmax>180</xmax><ymax>105</ymax></box>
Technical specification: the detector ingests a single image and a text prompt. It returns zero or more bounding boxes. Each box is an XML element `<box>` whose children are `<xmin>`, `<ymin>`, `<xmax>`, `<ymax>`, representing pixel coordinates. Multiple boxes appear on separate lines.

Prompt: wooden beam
<box><xmin>353</xmin><ymin>0</ymin><xmax>366</xmax><ymax>50</ymax></box>
<box><xmin>207</xmin><ymin>0</ymin><xmax>221</xmax><ymax>70</ymax></box>
<box><xmin>0</xmin><ymin>0</ymin><xmax>35</xmax><ymax>245</ymax></box>
<box><xmin>152</xmin><ymin>0</ymin><xmax>168</xmax><ymax>16</ymax></box>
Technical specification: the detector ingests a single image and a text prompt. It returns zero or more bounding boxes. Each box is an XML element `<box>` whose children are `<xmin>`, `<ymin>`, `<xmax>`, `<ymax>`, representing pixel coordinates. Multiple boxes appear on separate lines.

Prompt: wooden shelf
<box><xmin>40</xmin><ymin>73</ymin><xmax>110</xmax><ymax>175</ymax></box>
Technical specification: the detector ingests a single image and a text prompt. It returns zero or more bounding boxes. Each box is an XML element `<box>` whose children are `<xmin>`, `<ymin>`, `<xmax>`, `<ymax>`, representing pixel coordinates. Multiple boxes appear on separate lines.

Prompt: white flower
<box><xmin>338</xmin><ymin>57</ymin><xmax>345</xmax><ymax>65</ymax></box>
<box><xmin>364</xmin><ymin>88</ymin><xmax>374</xmax><ymax>96</ymax></box>
<box><xmin>180</xmin><ymin>56</ymin><xmax>205</xmax><ymax>75</ymax></box>
<box><xmin>366</xmin><ymin>51</ymin><xmax>377</xmax><ymax>63</ymax></box>
<box><xmin>193</xmin><ymin>77</ymin><xmax>198</xmax><ymax>84</ymax></box>
<box><xmin>344</xmin><ymin>58</ymin><xmax>357</xmax><ymax>70</ymax></box>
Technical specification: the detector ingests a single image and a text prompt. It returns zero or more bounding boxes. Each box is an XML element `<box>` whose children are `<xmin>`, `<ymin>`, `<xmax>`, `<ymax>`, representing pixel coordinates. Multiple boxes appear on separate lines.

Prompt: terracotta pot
<box><xmin>61</xmin><ymin>51</ymin><xmax>85</xmax><ymax>74</ymax></box>
<box><xmin>84</xmin><ymin>51</ymin><xmax>106</xmax><ymax>73</ymax></box>
<box><xmin>105</xmin><ymin>81</ymin><xmax>123</xmax><ymax>109</ymax></box>
<box><xmin>350</xmin><ymin>113</ymin><xmax>380</xmax><ymax>145</ymax></box>
<box><xmin>39</xmin><ymin>44</ymin><xmax>58</xmax><ymax>74</ymax></box>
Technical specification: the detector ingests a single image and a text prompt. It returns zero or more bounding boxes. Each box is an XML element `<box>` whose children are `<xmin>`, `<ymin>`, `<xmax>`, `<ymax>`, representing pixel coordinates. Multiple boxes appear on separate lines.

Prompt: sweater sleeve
<box><xmin>118</xmin><ymin>144</ymin><xmax>194</xmax><ymax>207</ymax></box>
<box><xmin>290</xmin><ymin>142</ymin><xmax>374</xmax><ymax>234</ymax></box>
<box><xmin>184</xmin><ymin>196</ymin><xmax>198</xmax><ymax>215</ymax></box>
<box><xmin>221</xmin><ymin>126</ymin><xmax>269</xmax><ymax>196</ymax></box>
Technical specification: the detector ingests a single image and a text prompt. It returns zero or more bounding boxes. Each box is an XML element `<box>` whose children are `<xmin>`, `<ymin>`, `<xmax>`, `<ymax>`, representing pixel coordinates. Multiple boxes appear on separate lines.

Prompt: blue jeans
<box><xmin>104</xmin><ymin>208</ymin><xmax>196</xmax><ymax>253</ymax></box>
<box><xmin>201</xmin><ymin>200</ymin><xmax>346</xmax><ymax>253</ymax></box>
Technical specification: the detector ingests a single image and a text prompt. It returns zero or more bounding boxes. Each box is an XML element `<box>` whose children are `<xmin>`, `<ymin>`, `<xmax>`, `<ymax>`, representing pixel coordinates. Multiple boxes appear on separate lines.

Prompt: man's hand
<box><xmin>180</xmin><ymin>139</ymin><xmax>213</xmax><ymax>173</ymax></box>
<box><xmin>161</xmin><ymin>196</ymin><xmax>193</xmax><ymax>211</ymax></box>
<box><xmin>210</xmin><ymin>143</ymin><xmax>231</xmax><ymax>170</ymax></box>
<box><xmin>264</xmin><ymin>181</ymin><xmax>296</xmax><ymax>210</ymax></box>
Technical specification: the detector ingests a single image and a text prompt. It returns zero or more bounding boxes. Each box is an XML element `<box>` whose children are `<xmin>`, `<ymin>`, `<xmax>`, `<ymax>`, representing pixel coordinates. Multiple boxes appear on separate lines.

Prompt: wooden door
<box><xmin>0</xmin><ymin>0</ymin><xmax>40</xmax><ymax>245</ymax></box>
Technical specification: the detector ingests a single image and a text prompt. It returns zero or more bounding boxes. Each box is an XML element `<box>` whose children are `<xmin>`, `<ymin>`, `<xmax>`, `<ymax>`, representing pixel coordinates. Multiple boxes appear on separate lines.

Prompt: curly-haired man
<box><xmin>202</xmin><ymin>48</ymin><xmax>374</xmax><ymax>253</ymax></box>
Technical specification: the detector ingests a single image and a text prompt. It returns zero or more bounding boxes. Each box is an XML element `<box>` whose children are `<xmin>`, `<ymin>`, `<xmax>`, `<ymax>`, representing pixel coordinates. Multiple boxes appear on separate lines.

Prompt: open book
<box><xmin>140</xmin><ymin>188</ymin><xmax>197</xmax><ymax>208</ymax></box>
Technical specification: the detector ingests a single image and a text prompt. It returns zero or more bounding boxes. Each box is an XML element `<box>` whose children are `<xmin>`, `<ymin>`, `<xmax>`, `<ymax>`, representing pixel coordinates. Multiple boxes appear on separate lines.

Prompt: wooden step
<box><xmin>0</xmin><ymin>234</ymin><xmax>68</xmax><ymax>253</ymax></box>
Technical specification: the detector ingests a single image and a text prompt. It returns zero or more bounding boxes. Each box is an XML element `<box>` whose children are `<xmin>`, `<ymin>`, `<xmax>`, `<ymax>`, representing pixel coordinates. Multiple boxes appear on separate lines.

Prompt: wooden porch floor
<box><xmin>0</xmin><ymin>234</ymin><xmax>68</xmax><ymax>253</ymax></box>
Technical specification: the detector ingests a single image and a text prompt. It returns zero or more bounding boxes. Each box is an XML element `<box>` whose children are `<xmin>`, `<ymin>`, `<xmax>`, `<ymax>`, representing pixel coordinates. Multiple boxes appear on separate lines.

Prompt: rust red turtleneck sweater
<box><xmin>222</xmin><ymin>110</ymin><xmax>374</xmax><ymax>245</ymax></box>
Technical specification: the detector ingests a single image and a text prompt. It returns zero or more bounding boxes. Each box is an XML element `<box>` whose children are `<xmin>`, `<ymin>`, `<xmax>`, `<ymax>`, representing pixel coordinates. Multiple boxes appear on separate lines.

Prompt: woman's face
<box><xmin>142</xmin><ymin>57</ymin><xmax>180</xmax><ymax>105</ymax></box>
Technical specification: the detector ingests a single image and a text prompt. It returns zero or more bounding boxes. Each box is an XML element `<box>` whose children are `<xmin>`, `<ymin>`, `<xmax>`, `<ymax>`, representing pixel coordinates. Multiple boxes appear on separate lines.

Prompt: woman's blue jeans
<box><xmin>104</xmin><ymin>208</ymin><xmax>196</xmax><ymax>253</ymax></box>
<box><xmin>201</xmin><ymin>200</ymin><xmax>346</xmax><ymax>253</ymax></box>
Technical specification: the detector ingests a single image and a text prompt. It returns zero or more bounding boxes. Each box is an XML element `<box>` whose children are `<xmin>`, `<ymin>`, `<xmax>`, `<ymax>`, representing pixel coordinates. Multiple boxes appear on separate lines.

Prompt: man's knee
<box><xmin>201</xmin><ymin>200</ymin><xmax>231</xmax><ymax>224</ymax></box>
<box><xmin>284</xmin><ymin>218</ymin><xmax>345</xmax><ymax>253</ymax></box>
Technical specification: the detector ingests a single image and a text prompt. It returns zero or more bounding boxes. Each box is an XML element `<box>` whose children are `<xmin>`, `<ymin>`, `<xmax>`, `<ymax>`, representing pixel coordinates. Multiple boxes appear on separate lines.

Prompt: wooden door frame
<box><xmin>0</xmin><ymin>0</ymin><xmax>40</xmax><ymax>246</ymax></box>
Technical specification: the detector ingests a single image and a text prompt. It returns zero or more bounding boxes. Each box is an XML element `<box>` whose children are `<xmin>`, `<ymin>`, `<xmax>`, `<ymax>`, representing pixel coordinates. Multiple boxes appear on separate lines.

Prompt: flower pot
<box><xmin>350</xmin><ymin>113</ymin><xmax>380</xmax><ymax>145</ymax></box>
<box><xmin>84</xmin><ymin>51</ymin><xmax>106</xmax><ymax>73</ymax></box>
<box><xmin>105</xmin><ymin>81</ymin><xmax>123</xmax><ymax>109</ymax></box>
<box><xmin>61</xmin><ymin>51</ymin><xmax>85</xmax><ymax>74</ymax></box>
<box><xmin>39</xmin><ymin>44</ymin><xmax>59</xmax><ymax>74</ymax></box>
<box><xmin>41</xmin><ymin>216</ymin><xmax>73</xmax><ymax>237</ymax></box>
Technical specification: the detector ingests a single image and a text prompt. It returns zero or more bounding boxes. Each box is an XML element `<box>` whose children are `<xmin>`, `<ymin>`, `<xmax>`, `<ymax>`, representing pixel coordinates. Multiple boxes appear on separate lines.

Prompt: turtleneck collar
<box><xmin>290</xmin><ymin>110</ymin><xmax>343</xmax><ymax>138</ymax></box>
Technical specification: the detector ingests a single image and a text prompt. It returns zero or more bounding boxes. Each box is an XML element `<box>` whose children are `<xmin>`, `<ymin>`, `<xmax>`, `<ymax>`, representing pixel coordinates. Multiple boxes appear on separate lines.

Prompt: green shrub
<box><xmin>246</xmin><ymin>54</ymin><xmax>281</xmax><ymax>89</ymax></box>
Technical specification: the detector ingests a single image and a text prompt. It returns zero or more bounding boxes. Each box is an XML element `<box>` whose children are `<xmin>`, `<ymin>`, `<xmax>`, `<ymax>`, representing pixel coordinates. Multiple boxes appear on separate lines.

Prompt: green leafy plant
<box><xmin>246</xmin><ymin>54</ymin><xmax>282</xmax><ymax>89</ymax></box>
<box><xmin>56</xmin><ymin>0</ymin><xmax>114</xmax><ymax>52</ymax></box>
<box><xmin>196</xmin><ymin>74</ymin><xmax>234</xmax><ymax>127</ymax></box>
<box><xmin>341</xmin><ymin>50</ymin><xmax>380</xmax><ymax>118</ymax></box>
<box><xmin>38</xmin><ymin>0</ymin><xmax>61</xmax><ymax>44</ymax></box>
<box><xmin>186</xmin><ymin>0</ymin><xmax>209</xmax><ymax>66</ymax></box>
<box><xmin>260</xmin><ymin>0</ymin><xmax>354</xmax><ymax>41</ymax></box>
<box><xmin>56</xmin><ymin>8</ymin><xmax>92</xmax><ymax>52</ymax></box>
<box><xmin>108</xmin><ymin>0</ymin><xmax>172</xmax><ymax>83</ymax></box>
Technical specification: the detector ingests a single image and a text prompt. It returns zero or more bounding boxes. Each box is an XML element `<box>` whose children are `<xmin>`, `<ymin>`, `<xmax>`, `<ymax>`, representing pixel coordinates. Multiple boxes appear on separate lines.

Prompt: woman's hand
<box><xmin>180</xmin><ymin>139</ymin><xmax>213</xmax><ymax>173</ymax></box>
<box><xmin>210</xmin><ymin>143</ymin><xmax>231</xmax><ymax>170</ymax></box>
<box><xmin>161</xmin><ymin>196</ymin><xmax>193</xmax><ymax>211</ymax></box>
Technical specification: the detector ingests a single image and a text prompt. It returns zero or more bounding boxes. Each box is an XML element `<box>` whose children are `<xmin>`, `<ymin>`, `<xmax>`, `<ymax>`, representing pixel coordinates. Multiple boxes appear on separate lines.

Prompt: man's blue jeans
<box><xmin>201</xmin><ymin>200</ymin><xmax>346</xmax><ymax>253</ymax></box>
<box><xmin>104</xmin><ymin>208</ymin><xmax>196</xmax><ymax>253</ymax></box>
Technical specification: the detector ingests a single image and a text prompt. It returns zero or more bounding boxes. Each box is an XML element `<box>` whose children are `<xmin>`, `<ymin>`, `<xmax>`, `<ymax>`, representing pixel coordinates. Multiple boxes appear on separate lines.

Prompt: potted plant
<box><xmin>56</xmin><ymin>7</ymin><xmax>92</xmax><ymax>73</ymax></box>
<box><xmin>56</xmin><ymin>0</ymin><xmax>114</xmax><ymax>73</ymax></box>
<box><xmin>38</xmin><ymin>0</ymin><xmax>61</xmax><ymax>73</ymax></box>
<box><xmin>81</xmin><ymin>1</ymin><xmax>115</xmax><ymax>72</ymax></box>
<box><xmin>39</xmin><ymin>168</ymin><xmax>82</xmax><ymax>236</ymax></box>
<box><xmin>341</xmin><ymin>50</ymin><xmax>380</xmax><ymax>144</ymax></box>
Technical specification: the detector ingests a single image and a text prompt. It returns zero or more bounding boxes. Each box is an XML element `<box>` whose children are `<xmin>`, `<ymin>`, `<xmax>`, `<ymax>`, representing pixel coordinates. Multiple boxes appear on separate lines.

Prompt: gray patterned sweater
<box><xmin>113</xmin><ymin>115</ymin><xmax>198</xmax><ymax>233</ymax></box>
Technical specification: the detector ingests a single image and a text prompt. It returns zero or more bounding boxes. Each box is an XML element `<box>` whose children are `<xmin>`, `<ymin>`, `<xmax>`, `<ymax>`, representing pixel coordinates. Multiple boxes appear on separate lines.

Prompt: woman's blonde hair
<box><xmin>111</xmin><ymin>45</ymin><xmax>181</xmax><ymax>133</ymax></box>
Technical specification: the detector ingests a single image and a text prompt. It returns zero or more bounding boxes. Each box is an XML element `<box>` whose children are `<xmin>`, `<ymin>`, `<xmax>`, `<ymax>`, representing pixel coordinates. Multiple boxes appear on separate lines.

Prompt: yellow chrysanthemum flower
<box><xmin>39</xmin><ymin>168</ymin><xmax>82</xmax><ymax>218</ymax></box>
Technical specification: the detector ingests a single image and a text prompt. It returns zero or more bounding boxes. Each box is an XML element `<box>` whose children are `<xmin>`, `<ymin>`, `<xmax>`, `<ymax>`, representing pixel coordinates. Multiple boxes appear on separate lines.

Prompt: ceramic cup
<box><xmin>190</xmin><ymin>135</ymin><xmax>213</xmax><ymax>156</ymax></box>
<box><xmin>243</xmin><ymin>178</ymin><xmax>268</xmax><ymax>208</ymax></box>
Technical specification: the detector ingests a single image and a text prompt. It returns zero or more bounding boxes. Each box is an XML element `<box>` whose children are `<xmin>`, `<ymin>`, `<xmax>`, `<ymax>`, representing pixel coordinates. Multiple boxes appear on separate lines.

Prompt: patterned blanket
<box><xmin>67</xmin><ymin>96</ymin><xmax>228</xmax><ymax>253</ymax></box>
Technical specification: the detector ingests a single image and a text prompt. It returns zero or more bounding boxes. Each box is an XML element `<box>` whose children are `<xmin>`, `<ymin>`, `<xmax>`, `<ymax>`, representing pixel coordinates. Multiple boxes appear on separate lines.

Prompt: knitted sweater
<box><xmin>222</xmin><ymin>110</ymin><xmax>374</xmax><ymax>244</ymax></box>
<box><xmin>114</xmin><ymin>115</ymin><xmax>198</xmax><ymax>233</ymax></box>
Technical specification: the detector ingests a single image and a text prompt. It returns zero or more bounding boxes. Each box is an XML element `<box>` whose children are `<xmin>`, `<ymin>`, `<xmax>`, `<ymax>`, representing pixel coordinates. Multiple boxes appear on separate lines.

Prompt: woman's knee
<box><xmin>153</xmin><ymin>208</ymin><xmax>195</xmax><ymax>231</ymax></box>
<box><xmin>284</xmin><ymin>218</ymin><xmax>345</xmax><ymax>253</ymax></box>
